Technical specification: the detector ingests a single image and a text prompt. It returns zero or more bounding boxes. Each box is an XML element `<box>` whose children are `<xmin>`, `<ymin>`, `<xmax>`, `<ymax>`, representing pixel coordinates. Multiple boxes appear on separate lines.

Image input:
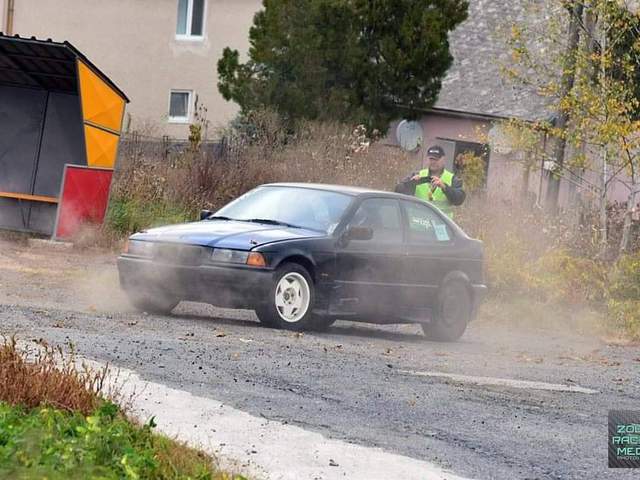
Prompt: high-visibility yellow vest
<box><xmin>415</xmin><ymin>169</ymin><xmax>454</xmax><ymax>218</ymax></box>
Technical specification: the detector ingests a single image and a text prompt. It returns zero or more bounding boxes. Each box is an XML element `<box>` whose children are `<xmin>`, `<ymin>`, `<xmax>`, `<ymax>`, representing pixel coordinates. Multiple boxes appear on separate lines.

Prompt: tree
<box><xmin>503</xmin><ymin>0</ymin><xmax>640</xmax><ymax>257</ymax></box>
<box><xmin>217</xmin><ymin>0</ymin><xmax>468</xmax><ymax>133</ymax></box>
<box><xmin>546</xmin><ymin>2</ymin><xmax>583</xmax><ymax>214</ymax></box>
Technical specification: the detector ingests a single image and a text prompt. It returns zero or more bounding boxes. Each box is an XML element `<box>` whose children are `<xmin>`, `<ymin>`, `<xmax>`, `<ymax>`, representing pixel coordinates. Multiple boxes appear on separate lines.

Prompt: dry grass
<box><xmin>0</xmin><ymin>337</ymin><xmax>109</xmax><ymax>416</ymax></box>
<box><xmin>107</xmin><ymin>113</ymin><xmax>413</xmax><ymax>235</ymax></box>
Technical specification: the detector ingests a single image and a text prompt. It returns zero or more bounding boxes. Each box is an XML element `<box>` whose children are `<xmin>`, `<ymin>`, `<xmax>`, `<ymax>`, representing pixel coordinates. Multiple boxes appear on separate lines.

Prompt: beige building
<box><xmin>1</xmin><ymin>0</ymin><xmax>260</xmax><ymax>139</ymax></box>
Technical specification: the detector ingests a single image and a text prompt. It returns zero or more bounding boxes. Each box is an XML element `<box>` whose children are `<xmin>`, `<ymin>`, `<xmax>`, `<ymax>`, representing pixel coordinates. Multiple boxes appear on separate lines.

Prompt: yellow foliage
<box><xmin>455</xmin><ymin>151</ymin><xmax>486</xmax><ymax>193</ymax></box>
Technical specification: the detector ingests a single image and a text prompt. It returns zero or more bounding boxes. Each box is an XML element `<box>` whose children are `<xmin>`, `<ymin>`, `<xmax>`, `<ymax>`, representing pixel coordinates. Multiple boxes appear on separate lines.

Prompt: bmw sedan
<box><xmin>117</xmin><ymin>183</ymin><xmax>487</xmax><ymax>341</ymax></box>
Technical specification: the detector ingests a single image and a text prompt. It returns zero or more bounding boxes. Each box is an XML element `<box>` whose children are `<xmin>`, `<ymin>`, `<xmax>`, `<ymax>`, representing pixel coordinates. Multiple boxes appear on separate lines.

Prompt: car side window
<box><xmin>348</xmin><ymin>198</ymin><xmax>402</xmax><ymax>243</ymax></box>
<box><xmin>403</xmin><ymin>201</ymin><xmax>453</xmax><ymax>244</ymax></box>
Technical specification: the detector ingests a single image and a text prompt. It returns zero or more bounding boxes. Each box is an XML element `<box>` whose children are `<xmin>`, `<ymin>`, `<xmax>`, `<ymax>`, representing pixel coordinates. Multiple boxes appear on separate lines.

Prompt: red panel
<box><xmin>55</xmin><ymin>166</ymin><xmax>113</xmax><ymax>239</ymax></box>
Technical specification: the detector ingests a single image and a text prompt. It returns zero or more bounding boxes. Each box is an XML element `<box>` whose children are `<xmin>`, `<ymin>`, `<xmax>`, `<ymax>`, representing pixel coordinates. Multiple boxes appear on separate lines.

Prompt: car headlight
<box><xmin>211</xmin><ymin>249</ymin><xmax>249</xmax><ymax>264</ymax></box>
<box><xmin>211</xmin><ymin>249</ymin><xmax>267</xmax><ymax>267</ymax></box>
<box><xmin>126</xmin><ymin>240</ymin><xmax>155</xmax><ymax>257</ymax></box>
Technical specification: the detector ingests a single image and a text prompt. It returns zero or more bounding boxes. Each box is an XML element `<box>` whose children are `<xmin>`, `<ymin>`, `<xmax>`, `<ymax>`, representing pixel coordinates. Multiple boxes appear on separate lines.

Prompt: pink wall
<box><xmin>387</xmin><ymin>113</ymin><xmax>526</xmax><ymax>202</ymax></box>
<box><xmin>386</xmin><ymin>111</ymin><xmax>634</xmax><ymax>209</ymax></box>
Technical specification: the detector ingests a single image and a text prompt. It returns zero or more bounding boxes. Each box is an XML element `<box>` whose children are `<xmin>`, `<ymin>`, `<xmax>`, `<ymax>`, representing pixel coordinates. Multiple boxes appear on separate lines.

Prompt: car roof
<box><xmin>262</xmin><ymin>182</ymin><xmax>407</xmax><ymax>198</ymax></box>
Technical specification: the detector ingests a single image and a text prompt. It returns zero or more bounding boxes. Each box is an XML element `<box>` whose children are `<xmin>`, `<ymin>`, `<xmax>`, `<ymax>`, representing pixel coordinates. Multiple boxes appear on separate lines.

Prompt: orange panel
<box><xmin>78</xmin><ymin>60</ymin><xmax>126</xmax><ymax>132</ymax></box>
<box><xmin>85</xmin><ymin>125</ymin><xmax>119</xmax><ymax>168</ymax></box>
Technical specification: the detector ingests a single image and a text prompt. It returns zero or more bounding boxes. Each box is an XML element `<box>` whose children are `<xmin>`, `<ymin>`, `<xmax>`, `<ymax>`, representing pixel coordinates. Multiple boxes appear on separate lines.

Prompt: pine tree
<box><xmin>217</xmin><ymin>0</ymin><xmax>469</xmax><ymax>133</ymax></box>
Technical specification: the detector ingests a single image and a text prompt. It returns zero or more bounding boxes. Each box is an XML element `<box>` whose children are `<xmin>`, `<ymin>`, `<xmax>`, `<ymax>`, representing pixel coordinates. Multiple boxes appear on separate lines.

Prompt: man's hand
<box><xmin>431</xmin><ymin>176</ymin><xmax>445</xmax><ymax>189</ymax></box>
<box><xmin>411</xmin><ymin>174</ymin><xmax>421</xmax><ymax>181</ymax></box>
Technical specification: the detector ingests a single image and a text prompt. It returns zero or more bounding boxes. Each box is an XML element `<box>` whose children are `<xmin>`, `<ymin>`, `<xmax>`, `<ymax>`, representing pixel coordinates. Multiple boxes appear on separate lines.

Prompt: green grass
<box><xmin>0</xmin><ymin>401</ymin><xmax>244</xmax><ymax>480</ymax></box>
<box><xmin>106</xmin><ymin>197</ymin><xmax>193</xmax><ymax>235</ymax></box>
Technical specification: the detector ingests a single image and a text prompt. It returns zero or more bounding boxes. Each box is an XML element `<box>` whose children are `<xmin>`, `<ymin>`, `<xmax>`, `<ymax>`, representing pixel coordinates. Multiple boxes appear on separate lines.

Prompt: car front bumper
<box><xmin>117</xmin><ymin>255</ymin><xmax>273</xmax><ymax>309</ymax></box>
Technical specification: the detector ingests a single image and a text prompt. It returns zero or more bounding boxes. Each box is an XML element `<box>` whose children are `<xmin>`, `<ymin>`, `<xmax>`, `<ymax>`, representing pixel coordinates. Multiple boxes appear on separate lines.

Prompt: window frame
<box><xmin>400</xmin><ymin>199</ymin><xmax>456</xmax><ymax>245</ymax></box>
<box><xmin>175</xmin><ymin>0</ymin><xmax>206</xmax><ymax>41</ymax></box>
<box><xmin>167</xmin><ymin>90</ymin><xmax>193</xmax><ymax>124</ymax></box>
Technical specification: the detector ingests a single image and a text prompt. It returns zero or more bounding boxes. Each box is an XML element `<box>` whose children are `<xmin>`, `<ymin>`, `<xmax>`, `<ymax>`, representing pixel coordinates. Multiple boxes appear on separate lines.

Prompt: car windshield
<box><xmin>213</xmin><ymin>186</ymin><xmax>353</xmax><ymax>234</ymax></box>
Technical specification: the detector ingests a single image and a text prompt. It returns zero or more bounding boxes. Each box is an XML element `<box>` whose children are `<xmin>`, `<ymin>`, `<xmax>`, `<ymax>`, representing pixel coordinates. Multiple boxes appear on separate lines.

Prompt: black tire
<box><xmin>255</xmin><ymin>262</ymin><xmax>326</xmax><ymax>331</ymax></box>
<box><xmin>127</xmin><ymin>291</ymin><xmax>179</xmax><ymax>315</ymax></box>
<box><xmin>422</xmin><ymin>280</ymin><xmax>471</xmax><ymax>342</ymax></box>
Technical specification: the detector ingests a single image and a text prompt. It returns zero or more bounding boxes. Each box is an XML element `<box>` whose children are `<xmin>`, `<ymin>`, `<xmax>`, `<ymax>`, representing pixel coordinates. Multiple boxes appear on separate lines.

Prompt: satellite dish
<box><xmin>488</xmin><ymin>124</ymin><xmax>513</xmax><ymax>155</ymax></box>
<box><xmin>396</xmin><ymin>120</ymin><xmax>423</xmax><ymax>152</ymax></box>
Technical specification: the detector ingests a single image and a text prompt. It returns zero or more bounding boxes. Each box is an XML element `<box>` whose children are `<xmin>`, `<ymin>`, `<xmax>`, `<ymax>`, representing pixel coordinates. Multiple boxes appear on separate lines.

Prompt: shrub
<box><xmin>606</xmin><ymin>253</ymin><xmax>640</xmax><ymax>340</ymax></box>
<box><xmin>533</xmin><ymin>249</ymin><xmax>608</xmax><ymax>305</ymax></box>
<box><xmin>608</xmin><ymin>252</ymin><xmax>640</xmax><ymax>300</ymax></box>
<box><xmin>607</xmin><ymin>300</ymin><xmax>640</xmax><ymax>341</ymax></box>
<box><xmin>106</xmin><ymin>197</ymin><xmax>192</xmax><ymax>236</ymax></box>
<box><xmin>454</xmin><ymin>151</ymin><xmax>486</xmax><ymax>193</ymax></box>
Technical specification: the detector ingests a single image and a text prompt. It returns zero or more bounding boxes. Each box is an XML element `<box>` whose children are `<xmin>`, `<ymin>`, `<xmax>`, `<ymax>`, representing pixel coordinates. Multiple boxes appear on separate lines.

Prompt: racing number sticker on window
<box><xmin>410</xmin><ymin>216</ymin><xmax>432</xmax><ymax>231</ymax></box>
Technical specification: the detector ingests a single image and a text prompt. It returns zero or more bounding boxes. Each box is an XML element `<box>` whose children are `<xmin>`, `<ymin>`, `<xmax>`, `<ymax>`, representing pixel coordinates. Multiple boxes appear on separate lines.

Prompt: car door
<box><xmin>332</xmin><ymin>197</ymin><xmax>406</xmax><ymax>318</ymax></box>
<box><xmin>400</xmin><ymin>200</ymin><xmax>458</xmax><ymax>318</ymax></box>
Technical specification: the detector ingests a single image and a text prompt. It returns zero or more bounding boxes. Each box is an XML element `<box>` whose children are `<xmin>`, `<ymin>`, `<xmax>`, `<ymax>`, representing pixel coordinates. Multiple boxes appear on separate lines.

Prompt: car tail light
<box><xmin>247</xmin><ymin>252</ymin><xmax>267</xmax><ymax>267</ymax></box>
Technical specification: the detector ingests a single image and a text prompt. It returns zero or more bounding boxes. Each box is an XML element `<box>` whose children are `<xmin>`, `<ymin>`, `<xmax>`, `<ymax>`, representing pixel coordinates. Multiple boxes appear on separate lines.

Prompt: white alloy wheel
<box><xmin>274</xmin><ymin>272</ymin><xmax>311</xmax><ymax>322</ymax></box>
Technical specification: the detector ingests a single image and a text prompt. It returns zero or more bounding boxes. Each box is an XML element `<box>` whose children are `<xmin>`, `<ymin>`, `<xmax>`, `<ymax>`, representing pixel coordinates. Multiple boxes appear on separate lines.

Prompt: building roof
<box><xmin>0</xmin><ymin>33</ymin><xmax>129</xmax><ymax>101</ymax></box>
<box><xmin>434</xmin><ymin>0</ymin><xmax>551</xmax><ymax>121</ymax></box>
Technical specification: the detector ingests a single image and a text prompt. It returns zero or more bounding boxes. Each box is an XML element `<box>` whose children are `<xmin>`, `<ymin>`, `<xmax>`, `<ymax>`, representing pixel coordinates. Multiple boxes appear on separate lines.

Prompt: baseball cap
<box><xmin>426</xmin><ymin>145</ymin><xmax>445</xmax><ymax>158</ymax></box>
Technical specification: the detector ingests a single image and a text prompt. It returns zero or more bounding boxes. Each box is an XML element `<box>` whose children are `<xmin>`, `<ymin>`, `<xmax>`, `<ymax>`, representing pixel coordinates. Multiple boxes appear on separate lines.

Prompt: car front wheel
<box><xmin>255</xmin><ymin>262</ymin><xmax>325</xmax><ymax>331</ymax></box>
<box><xmin>422</xmin><ymin>280</ymin><xmax>471</xmax><ymax>342</ymax></box>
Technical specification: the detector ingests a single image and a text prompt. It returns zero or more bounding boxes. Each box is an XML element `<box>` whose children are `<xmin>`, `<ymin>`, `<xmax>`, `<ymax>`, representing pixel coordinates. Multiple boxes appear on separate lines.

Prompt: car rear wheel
<box><xmin>422</xmin><ymin>280</ymin><xmax>471</xmax><ymax>342</ymax></box>
<box><xmin>127</xmin><ymin>291</ymin><xmax>179</xmax><ymax>315</ymax></box>
<box><xmin>255</xmin><ymin>263</ymin><xmax>327</xmax><ymax>331</ymax></box>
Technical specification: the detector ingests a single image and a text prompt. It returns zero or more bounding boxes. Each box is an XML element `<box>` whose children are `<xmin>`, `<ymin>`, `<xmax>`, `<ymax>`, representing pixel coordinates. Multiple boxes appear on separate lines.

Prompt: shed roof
<box><xmin>0</xmin><ymin>33</ymin><xmax>129</xmax><ymax>101</ymax></box>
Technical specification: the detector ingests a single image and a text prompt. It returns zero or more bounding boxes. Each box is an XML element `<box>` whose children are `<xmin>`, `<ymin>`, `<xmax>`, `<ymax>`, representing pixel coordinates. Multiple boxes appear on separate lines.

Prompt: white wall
<box><xmin>11</xmin><ymin>0</ymin><xmax>261</xmax><ymax>139</ymax></box>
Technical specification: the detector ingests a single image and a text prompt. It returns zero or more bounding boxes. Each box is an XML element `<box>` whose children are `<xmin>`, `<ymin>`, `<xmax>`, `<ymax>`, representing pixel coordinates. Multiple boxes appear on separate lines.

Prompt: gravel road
<box><xmin>0</xmin><ymin>238</ymin><xmax>638</xmax><ymax>479</ymax></box>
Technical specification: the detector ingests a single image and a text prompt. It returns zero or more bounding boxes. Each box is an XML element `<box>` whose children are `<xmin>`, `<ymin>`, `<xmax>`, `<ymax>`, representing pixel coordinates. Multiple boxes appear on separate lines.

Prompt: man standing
<box><xmin>396</xmin><ymin>145</ymin><xmax>466</xmax><ymax>218</ymax></box>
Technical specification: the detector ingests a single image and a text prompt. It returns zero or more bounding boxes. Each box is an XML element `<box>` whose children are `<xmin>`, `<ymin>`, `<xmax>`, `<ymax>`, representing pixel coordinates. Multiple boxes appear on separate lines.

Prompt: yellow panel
<box><xmin>85</xmin><ymin>125</ymin><xmax>119</xmax><ymax>168</ymax></box>
<box><xmin>78</xmin><ymin>60</ymin><xmax>126</xmax><ymax>132</ymax></box>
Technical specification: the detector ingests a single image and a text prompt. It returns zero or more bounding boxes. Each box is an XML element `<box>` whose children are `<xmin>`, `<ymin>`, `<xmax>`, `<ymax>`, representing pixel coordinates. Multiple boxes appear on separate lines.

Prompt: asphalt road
<box><xmin>1</xmin><ymin>239</ymin><xmax>638</xmax><ymax>479</ymax></box>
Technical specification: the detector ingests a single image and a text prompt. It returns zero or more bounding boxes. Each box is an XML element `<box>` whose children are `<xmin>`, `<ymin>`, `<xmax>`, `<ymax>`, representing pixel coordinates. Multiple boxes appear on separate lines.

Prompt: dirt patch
<box><xmin>0</xmin><ymin>239</ymin><xmax>130</xmax><ymax>313</ymax></box>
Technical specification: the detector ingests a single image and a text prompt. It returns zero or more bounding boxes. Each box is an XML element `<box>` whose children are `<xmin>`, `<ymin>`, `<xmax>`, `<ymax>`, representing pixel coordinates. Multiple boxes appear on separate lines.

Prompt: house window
<box><xmin>168</xmin><ymin>90</ymin><xmax>192</xmax><ymax>123</ymax></box>
<box><xmin>176</xmin><ymin>0</ymin><xmax>205</xmax><ymax>39</ymax></box>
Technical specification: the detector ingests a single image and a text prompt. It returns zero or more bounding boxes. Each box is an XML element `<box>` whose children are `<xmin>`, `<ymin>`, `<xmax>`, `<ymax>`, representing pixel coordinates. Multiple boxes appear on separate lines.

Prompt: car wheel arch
<box><xmin>275</xmin><ymin>255</ymin><xmax>316</xmax><ymax>282</ymax></box>
<box><xmin>440</xmin><ymin>270</ymin><xmax>473</xmax><ymax>295</ymax></box>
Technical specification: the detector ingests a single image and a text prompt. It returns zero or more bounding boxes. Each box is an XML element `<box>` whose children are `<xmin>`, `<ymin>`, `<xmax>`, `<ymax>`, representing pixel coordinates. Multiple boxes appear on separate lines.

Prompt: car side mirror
<box><xmin>200</xmin><ymin>209</ymin><xmax>212</xmax><ymax>220</ymax></box>
<box><xmin>345</xmin><ymin>226</ymin><xmax>374</xmax><ymax>241</ymax></box>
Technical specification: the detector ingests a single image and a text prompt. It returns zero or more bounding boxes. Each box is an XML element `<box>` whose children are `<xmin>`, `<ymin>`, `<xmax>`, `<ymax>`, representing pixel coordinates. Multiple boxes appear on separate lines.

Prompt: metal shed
<box><xmin>0</xmin><ymin>33</ymin><xmax>129</xmax><ymax>236</ymax></box>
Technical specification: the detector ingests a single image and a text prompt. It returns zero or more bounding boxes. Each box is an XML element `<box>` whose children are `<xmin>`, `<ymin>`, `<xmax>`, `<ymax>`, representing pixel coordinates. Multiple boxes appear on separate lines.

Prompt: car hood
<box><xmin>130</xmin><ymin>220</ymin><xmax>325</xmax><ymax>249</ymax></box>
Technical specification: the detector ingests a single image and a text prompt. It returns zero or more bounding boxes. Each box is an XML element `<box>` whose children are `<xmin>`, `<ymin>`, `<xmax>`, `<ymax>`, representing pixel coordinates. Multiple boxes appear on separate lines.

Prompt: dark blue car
<box><xmin>117</xmin><ymin>183</ymin><xmax>487</xmax><ymax>341</ymax></box>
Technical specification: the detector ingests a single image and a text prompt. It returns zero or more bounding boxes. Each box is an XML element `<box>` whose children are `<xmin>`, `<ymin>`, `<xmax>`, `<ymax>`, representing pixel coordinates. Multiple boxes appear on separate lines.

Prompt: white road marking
<box><xmin>397</xmin><ymin>370</ymin><xmax>598</xmax><ymax>394</ymax></box>
<box><xmin>113</xmin><ymin>367</ymin><xmax>474</xmax><ymax>480</ymax></box>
